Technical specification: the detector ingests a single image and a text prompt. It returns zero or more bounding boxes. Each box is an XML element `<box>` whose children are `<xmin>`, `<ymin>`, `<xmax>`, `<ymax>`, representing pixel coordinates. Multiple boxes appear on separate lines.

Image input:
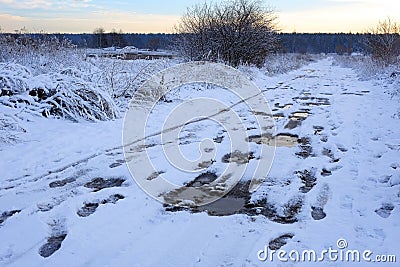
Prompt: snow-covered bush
<box><xmin>35</xmin><ymin>73</ymin><xmax>119</xmax><ymax>121</ymax></box>
<box><xmin>0</xmin><ymin>63</ymin><xmax>31</xmax><ymax>95</ymax></box>
<box><xmin>0</xmin><ymin>33</ymin><xmax>175</xmax><ymax>121</ymax></box>
<box><xmin>0</xmin><ymin>34</ymin><xmax>83</xmax><ymax>75</ymax></box>
<box><xmin>0</xmin><ymin>63</ymin><xmax>119</xmax><ymax>122</ymax></box>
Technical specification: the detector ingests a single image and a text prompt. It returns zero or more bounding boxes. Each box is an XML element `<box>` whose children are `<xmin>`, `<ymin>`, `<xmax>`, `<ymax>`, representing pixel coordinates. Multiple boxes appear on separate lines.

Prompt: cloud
<box><xmin>0</xmin><ymin>0</ymin><xmax>93</xmax><ymax>10</ymax></box>
<box><xmin>0</xmin><ymin>13</ymin><xmax>29</xmax><ymax>32</ymax></box>
<box><xmin>0</xmin><ymin>13</ymin><xmax>28</xmax><ymax>21</ymax></box>
<box><xmin>0</xmin><ymin>9</ymin><xmax>180</xmax><ymax>33</ymax></box>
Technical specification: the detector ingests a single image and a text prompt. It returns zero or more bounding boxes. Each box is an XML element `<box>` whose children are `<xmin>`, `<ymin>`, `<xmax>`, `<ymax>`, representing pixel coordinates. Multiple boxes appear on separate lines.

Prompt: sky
<box><xmin>0</xmin><ymin>0</ymin><xmax>399</xmax><ymax>33</ymax></box>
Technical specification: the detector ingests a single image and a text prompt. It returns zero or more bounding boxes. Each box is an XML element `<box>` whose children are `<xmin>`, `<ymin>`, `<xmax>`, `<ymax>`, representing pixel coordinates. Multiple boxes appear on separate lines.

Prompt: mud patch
<box><xmin>247</xmin><ymin>133</ymin><xmax>299</xmax><ymax>148</ymax></box>
<box><xmin>269</xmin><ymin>233</ymin><xmax>295</xmax><ymax>250</ymax></box>
<box><xmin>297</xmin><ymin>169</ymin><xmax>317</xmax><ymax>193</ymax></box>
<box><xmin>84</xmin><ymin>177</ymin><xmax>125</xmax><ymax>192</ymax></box>
<box><xmin>77</xmin><ymin>194</ymin><xmax>125</xmax><ymax>217</ymax></box>
<box><xmin>296</xmin><ymin>138</ymin><xmax>313</xmax><ymax>158</ymax></box>
<box><xmin>49</xmin><ymin>178</ymin><xmax>76</xmax><ymax>188</ymax></box>
<box><xmin>0</xmin><ymin>210</ymin><xmax>21</xmax><ymax>224</ymax></box>
<box><xmin>39</xmin><ymin>234</ymin><xmax>67</xmax><ymax>258</ymax></box>
<box><xmin>222</xmin><ymin>151</ymin><xmax>255</xmax><ymax>165</ymax></box>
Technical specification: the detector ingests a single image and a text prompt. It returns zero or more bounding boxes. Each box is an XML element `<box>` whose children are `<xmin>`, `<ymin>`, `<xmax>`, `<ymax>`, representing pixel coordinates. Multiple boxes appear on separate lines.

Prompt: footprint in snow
<box><xmin>269</xmin><ymin>233</ymin><xmax>295</xmax><ymax>250</ymax></box>
<box><xmin>375</xmin><ymin>203</ymin><xmax>395</xmax><ymax>219</ymax></box>
<box><xmin>77</xmin><ymin>194</ymin><xmax>125</xmax><ymax>217</ymax></box>
<box><xmin>38</xmin><ymin>218</ymin><xmax>67</xmax><ymax>258</ymax></box>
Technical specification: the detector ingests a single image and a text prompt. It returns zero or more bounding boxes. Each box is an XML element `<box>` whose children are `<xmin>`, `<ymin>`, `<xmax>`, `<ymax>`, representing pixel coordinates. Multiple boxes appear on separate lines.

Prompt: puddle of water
<box><xmin>195</xmin><ymin>197</ymin><xmax>247</xmax><ymax>216</ymax></box>
<box><xmin>165</xmin><ymin>181</ymin><xmax>303</xmax><ymax>224</ymax></box>
<box><xmin>247</xmin><ymin>133</ymin><xmax>299</xmax><ymax>147</ymax></box>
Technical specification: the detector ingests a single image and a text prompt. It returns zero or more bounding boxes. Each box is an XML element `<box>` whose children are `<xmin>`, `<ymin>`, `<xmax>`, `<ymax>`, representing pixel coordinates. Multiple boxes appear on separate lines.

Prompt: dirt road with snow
<box><xmin>1</xmin><ymin>58</ymin><xmax>399</xmax><ymax>266</ymax></box>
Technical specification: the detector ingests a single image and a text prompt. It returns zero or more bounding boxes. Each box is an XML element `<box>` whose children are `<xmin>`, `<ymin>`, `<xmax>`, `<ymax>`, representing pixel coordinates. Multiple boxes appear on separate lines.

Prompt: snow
<box><xmin>0</xmin><ymin>56</ymin><xmax>399</xmax><ymax>266</ymax></box>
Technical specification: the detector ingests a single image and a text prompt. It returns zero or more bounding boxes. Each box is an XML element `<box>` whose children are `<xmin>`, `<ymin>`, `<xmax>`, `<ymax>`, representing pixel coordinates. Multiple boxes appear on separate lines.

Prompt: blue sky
<box><xmin>0</xmin><ymin>0</ymin><xmax>399</xmax><ymax>33</ymax></box>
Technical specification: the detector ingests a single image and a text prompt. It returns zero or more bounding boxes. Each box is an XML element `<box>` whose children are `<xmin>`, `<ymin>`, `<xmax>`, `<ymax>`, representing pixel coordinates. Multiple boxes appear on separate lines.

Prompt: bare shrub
<box><xmin>174</xmin><ymin>0</ymin><xmax>279</xmax><ymax>67</ymax></box>
<box><xmin>365</xmin><ymin>17</ymin><xmax>400</xmax><ymax>65</ymax></box>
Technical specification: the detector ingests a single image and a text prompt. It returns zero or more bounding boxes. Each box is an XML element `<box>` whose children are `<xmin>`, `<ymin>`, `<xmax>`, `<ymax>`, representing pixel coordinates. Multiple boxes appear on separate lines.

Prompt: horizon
<box><xmin>0</xmin><ymin>0</ymin><xmax>399</xmax><ymax>34</ymax></box>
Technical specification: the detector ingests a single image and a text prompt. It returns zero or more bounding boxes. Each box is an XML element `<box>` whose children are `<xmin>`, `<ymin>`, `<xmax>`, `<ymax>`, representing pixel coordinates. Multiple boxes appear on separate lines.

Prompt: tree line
<box><xmin>0</xmin><ymin>32</ymin><xmax>375</xmax><ymax>53</ymax></box>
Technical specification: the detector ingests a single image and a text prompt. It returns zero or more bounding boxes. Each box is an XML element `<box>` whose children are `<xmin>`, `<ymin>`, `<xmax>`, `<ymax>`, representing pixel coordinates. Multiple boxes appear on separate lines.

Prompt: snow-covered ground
<box><xmin>0</xmin><ymin>57</ymin><xmax>399</xmax><ymax>266</ymax></box>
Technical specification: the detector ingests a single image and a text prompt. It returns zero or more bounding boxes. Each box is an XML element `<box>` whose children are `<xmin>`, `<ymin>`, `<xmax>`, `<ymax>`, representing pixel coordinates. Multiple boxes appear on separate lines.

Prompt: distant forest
<box><xmin>1</xmin><ymin>33</ymin><xmax>368</xmax><ymax>55</ymax></box>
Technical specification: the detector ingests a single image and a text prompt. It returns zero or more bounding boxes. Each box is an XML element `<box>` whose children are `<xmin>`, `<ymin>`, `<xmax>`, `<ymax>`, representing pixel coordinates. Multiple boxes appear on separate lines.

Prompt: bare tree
<box><xmin>365</xmin><ymin>17</ymin><xmax>400</xmax><ymax>65</ymax></box>
<box><xmin>174</xmin><ymin>0</ymin><xmax>279</xmax><ymax>67</ymax></box>
<box><xmin>93</xmin><ymin>27</ymin><xmax>108</xmax><ymax>48</ymax></box>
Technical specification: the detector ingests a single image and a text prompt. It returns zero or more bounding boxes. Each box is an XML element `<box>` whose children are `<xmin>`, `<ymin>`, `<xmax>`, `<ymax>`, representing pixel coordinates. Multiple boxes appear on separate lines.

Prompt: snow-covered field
<box><xmin>0</xmin><ymin>57</ymin><xmax>399</xmax><ymax>266</ymax></box>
